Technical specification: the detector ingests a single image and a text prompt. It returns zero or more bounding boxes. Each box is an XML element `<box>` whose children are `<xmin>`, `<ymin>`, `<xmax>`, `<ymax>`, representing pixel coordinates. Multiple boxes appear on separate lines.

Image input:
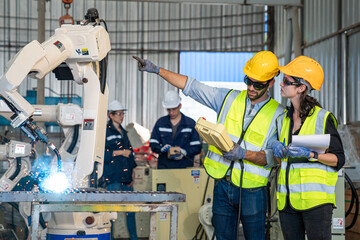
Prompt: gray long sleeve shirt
<box><xmin>182</xmin><ymin>76</ymin><xmax>278</xmax><ymax>168</ymax></box>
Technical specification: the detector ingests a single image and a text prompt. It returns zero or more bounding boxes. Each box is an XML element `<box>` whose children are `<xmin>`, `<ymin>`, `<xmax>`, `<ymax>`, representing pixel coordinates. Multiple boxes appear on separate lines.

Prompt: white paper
<box><xmin>292</xmin><ymin>134</ymin><xmax>330</xmax><ymax>154</ymax></box>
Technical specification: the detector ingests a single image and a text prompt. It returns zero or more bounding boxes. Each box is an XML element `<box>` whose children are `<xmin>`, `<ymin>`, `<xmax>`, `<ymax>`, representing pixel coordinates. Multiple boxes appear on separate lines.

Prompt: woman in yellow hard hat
<box><xmin>271</xmin><ymin>56</ymin><xmax>345</xmax><ymax>240</ymax></box>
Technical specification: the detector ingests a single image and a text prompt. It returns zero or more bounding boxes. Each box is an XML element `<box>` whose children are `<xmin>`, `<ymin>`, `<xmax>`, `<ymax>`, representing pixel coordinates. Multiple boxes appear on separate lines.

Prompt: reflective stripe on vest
<box><xmin>204</xmin><ymin>90</ymin><xmax>284</xmax><ymax>188</ymax></box>
<box><xmin>278</xmin><ymin>183</ymin><xmax>335</xmax><ymax>194</ymax></box>
<box><xmin>277</xmin><ymin>106</ymin><xmax>339</xmax><ymax>210</ymax></box>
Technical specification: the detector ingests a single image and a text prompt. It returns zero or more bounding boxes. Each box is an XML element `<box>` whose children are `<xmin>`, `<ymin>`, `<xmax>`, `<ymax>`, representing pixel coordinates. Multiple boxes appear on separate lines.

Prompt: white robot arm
<box><xmin>0</xmin><ymin>23</ymin><xmax>110</xmax><ymax>187</ymax></box>
<box><xmin>0</xmin><ymin>9</ymin><xmax>115</xmax><ymax>239</ymax></box>
<box><xmin>0</xmin><ymin>24</ymin><xmax>110</xmax><ymax>145</ymax></box>
<box><xmin>0</xmin><ymin>140</ymin><xmax>33</xmax><ymax>192</ymax></box>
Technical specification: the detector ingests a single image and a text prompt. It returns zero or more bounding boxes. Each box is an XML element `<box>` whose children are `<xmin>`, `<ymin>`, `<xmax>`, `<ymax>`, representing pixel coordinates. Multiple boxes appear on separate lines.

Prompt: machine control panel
<box><xmin>83</xmin><ymin>119</ymin><xmax>94</xmax><ymax>130</ymax></box>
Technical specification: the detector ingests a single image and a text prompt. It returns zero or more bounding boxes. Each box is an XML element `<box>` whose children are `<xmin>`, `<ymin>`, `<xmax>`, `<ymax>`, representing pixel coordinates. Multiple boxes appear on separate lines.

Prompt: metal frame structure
<box><xmin>0</xmin><ymin>191</ymin><xmax>186</xmax><ymax>240</ymax></box>
<box><xmin>30</xmin><ymin>203</ymin><xmax>178</xmax><ymax>240</ymax></box>
<box><xmin>125</xmin><ymin>0</ymin><xmax>302</xmax><ymax>6</ymax></box>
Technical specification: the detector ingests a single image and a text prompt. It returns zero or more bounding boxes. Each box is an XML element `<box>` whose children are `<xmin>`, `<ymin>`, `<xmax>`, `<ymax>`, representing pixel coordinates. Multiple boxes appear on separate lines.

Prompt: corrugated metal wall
<box><xmin>273</xmin><ymin>0</ymin><xmax>360</xmax><ymax>124</ymax></box>
<box><xmin>0</xmin><ymin>0</ymin><xmax>267</xmax><ymax>129</ymax></box>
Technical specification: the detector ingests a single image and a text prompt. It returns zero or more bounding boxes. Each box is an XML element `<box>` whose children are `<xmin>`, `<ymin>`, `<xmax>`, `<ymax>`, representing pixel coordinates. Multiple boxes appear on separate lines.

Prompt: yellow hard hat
<box><xmin>279</xmin><ymin>56</ymin><xmax>324</xmax><ymax>91</ymax></box>
<box><xmin>243</xmin><ymin>51</ymin><xmax>279</xmax><ymax>82</ymax></box>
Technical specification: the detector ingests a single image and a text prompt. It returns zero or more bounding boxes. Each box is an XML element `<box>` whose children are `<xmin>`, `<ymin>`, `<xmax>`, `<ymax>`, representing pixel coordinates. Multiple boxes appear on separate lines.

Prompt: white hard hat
<box><xmin>108</xmin><ymin>100</ymin><xmax>127</xmax><ymax>112</ymax></box>
<box><xmin>162</xmin><ymin>90</ymin><xmax>181</xmax><ymax>109</ymax></box>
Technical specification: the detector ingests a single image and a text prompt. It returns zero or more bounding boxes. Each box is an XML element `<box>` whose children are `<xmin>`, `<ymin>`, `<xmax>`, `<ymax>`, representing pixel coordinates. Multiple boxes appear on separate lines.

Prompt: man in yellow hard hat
<box><xmin>134</xmin><ymin>51</ymin><xmax>284</xmax><ymax>240</ymax></box>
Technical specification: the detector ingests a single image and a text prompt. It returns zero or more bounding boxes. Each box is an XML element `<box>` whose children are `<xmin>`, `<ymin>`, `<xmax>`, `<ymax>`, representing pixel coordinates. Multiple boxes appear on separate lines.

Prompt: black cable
<box><xmin>236</xmin><ymin>161</ymin><xmax>244</xmax><ymax>240</ymax></box>
<box><xmin>265</xmin><ymin>175</ymin><xmax>272</xmax><ymax>240</ymax></box>
<box><xmin>202</xmin><ymin>176</ymin><xmax>210</xmax><ymax>205</ymax></box>
<box><xmin>67</xmin><ymin>124</ymin><xmax>79</xmax><ymax>153</ymax></box>
<box><xmin>8</xmin><ymin>195</ymin><xmax>47</xmax><ymax>231</ymax></box>
<box><xmin>52</xmin><ymin>146</ymin><xmax>62</xmax><ymax>172</ymax></box>
<box><xmin>7</xmin><ymin>202</ymin><xmax>29</xmax><ymax>240</ymax></box>
<box><xmin>346</xmin><ymin>184</ymin><xmax>355</xmax><ymax>217</ymax></box>
<box><xmin>345</xmin><ymin>172</ymin><xmax>359</xmax><ymax>230</ymax></box>
<box><xmin>100</xmin><ymin>19</ymin><xmax>108</xmax><ymax>31</ymax></box>
<box><xmin>265</xmin><ymin>165</ymin><xmax>280</xmax><ymax>240</ymax></box>
<box><xmin>192</xmin><ymin>224</ymin><xmax>203</xmax><ymax>240</ymax></box>
<box><xmin>199</xmin><ymin>229</ymin><xmax>205</xmax><ymax>239</ymax></box>
<box><xmin>345</xmin><ymin>171</ymin><xmax>355</xmax><ymax>218</ymax></box>
<box><xmin>99</xmin><ymin>54</ymin><xmax>108</xmax><ymax>94</ymax></box>
<box><xmin>7</xmin><ymin>202</ymin><xmax>48</xmax><ymax>239</ymax></box>
<box><xmin>9</xmin><ymin>157</ymin><xmax>22</xmax><ymax>181</ymax></box>
<box><xmin>82</xmin><ymin>12</ymin><xmax>109</xmax><ymax>94</ymax></box>
<box><xmin>192</xmin><ymin>175</ymin><xmax>211</xmax><ymax>240</ymax></box>
<box><xmin>99</xmin><ymin>19</ymin><xmax>108</xmax><ymax>95</ymax></box>
<box><xmin>0</xmin><ymin>132</ymin><xmax>10</xmax><ymax>144</ymax></box>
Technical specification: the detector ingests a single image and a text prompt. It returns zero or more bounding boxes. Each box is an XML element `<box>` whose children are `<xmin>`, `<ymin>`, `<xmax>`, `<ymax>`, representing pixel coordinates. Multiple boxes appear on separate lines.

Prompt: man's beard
<box><xmin>247</xmin><ymin>87</ymin><xmax>268</xmax><ymax>101</ymax></box>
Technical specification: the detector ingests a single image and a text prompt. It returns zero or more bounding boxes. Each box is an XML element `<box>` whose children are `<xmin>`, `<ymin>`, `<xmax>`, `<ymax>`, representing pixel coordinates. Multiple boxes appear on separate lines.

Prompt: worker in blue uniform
<box><xmin>150</xmin><ymin>90</ymin><xmax>202</xmax><ymax>169</ymax></box>
<box><xmin>103</xmin><ymin>100</ymin><xmax>138</xmax><ymax>240</ymax></box>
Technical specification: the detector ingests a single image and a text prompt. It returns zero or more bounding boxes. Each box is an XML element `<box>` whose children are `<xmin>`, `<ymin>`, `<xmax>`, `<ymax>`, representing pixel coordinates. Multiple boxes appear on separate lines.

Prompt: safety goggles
<box><xmin>244</xmin><ymin>76</ymin><xmax>269</xmax><ymax>91</ymax></box>
<box><xmin>112</xmin><ymin>111</ymin><xmax>125</xmax><ymax>116</ymax></box>
<box><xmin>282</xmin><ymin>76</ymin><xmax>303</xmax><ymax>87</ymax></box>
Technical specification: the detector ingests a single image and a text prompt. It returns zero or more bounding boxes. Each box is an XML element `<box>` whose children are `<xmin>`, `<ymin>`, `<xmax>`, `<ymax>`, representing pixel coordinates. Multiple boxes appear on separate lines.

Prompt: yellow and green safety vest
<box><xmin>203</xmin><ymin>90</ymin><xmax>284</xmax><ymax>188</ymax></box>
<box><xmin>277</xmin><ymin>106</ymin><xmax>339</xmax><ymax>210</ymax></box>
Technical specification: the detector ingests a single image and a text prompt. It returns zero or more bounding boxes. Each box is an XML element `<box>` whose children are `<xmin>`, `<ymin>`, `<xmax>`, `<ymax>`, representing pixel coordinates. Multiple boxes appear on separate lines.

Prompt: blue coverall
<box><xmin>150</xmin><ymin>113</ymin><xmax>202</xmax><ymax>169</ymax></box>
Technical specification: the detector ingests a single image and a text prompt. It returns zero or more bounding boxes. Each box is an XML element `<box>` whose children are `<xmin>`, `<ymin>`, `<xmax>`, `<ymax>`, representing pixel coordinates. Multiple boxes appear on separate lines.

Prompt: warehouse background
<box><xmin>1</xmin><ymin>0</ymin><xmax>359</xmax><ymax>129</ymax></box>
<box><xmin>1</xmin><ymin>0</ymin><xmax>358</xmax><ymax>128</ymax></box>
<box><xmin>0</xmin><ymin>0</ymin><xmax>359</xmax><ymax>167</ymax></box>
<box><xmin>0</xmin><ymin>0</ymin><xmax>269</xmax><ymax>130</ymax></box>
<box><xmin>1</xmin><ymin>0</ymin><xmax>359</xmax><ymax>174</ymax></box>
<box><xmin>0</xmin><ymin>0</ymin><xmax>359</xmax><ymax>239</ymax></box>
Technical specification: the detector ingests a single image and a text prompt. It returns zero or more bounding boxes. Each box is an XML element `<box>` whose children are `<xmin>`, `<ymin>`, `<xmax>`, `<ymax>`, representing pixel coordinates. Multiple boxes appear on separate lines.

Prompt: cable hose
<box><xmin>345</xmin><ymin>171</ymin><xmax>355</xmax><ymax>217</ymax></box>
<box><xmin>265</xmin><ymin>174</ymin><xmax>272</xmax><ymax>240</ymax></box>
<box><xmin>9</xmin><ymin>157</ymin><xmax>22</xmax><ymax>181</ymax></box>
<box><xmin>202</xmin><ymin>176</ymin><xmax>210</xmax><ymax>205</ymax></box>
<box><xmin>7</xmin><ymin>202</ymin><xmax>29</xmax><ymax>240</ymax></box>
<box><xmin>199</xmin><ymin>229</ymin><xmax>205</xmax><ymax>239</ymax></box>
<box><xmin>66</xmin><ymin>124</ymin><xmax>79</xmax><ymax>153</ymax></box>
<box><xmin>99</xmin><ymin>55</ymin><xmax>108</xmax><ymax>94</ymax></box>
<box><xmin>236</xmin><ymin>160</ymin><xmax>245</xmax><ymax>240</ymax></box>
<box><xmin>265</xmin><ymin>165</ymin><xmax>281</xmax><ymax>240</ymax></box>
<box><xmin>345</xmin><ymin>172</ymin><xmax>359</xmax><ymax>230</ymax></box>
<box><xmin>52</xmin><ymin>147</ymin><xmax>62</xmax><ymax>172</ymax></box>
<box><xmin>346</xmin><ymin>185</ymin><xmax>355</xmax><ymax>217</ymax></box>
<box><xmin>192</xmin><ymin>224</ymin><xmax>203</xmax><ymax>240</ymax></box>
<box><xmin>99</xmin><ymin>19</ymin><xmax>108</xmax><ymax>95</ymax></box>
<box><xmin>269</xmin><ymin>166</ymin><xmax>280</xmax><ymax>222</ymax></box>
<box><xmin>192</xmin><ymin>175</ymin><xmax>211</xmax><ymax>240</ymax></box>
<box><xmin>7</xmin><ymin>202</ymin><xmax>47</xmax><ymax>239</ymax></box>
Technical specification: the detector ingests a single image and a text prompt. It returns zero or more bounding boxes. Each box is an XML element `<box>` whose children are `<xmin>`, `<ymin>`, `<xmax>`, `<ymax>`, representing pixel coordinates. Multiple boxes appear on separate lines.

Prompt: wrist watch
<box><xmin>311</xmin><ymin>151</ymin><xmax>318</xmax><ymax>160</ymax></box>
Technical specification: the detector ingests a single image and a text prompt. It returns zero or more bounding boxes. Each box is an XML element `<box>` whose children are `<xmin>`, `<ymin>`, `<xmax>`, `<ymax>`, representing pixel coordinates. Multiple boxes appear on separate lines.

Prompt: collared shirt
<box><xmin>150</xmin><ymin>112</ymin><xmax>202</xmax><ymax>169</ymax></box>
<box><xmin>244</xmin><ymin>93</ymin><xmax>271</xmax><ymax>129</ymax></box>
<box><xmin>182</xmin><ymin>76</ymin><xmax>278</xmax><ymax>168</ymax></box>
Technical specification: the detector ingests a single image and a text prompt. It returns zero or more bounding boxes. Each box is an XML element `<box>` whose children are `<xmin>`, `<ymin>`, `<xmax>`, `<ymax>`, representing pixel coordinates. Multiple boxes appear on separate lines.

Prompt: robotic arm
<box><xmin>0</xmin><ymin>140</ymin><xmax>33</xmax><ymax>191</ymax></box>
<box><xmin>0</xmin><ymin>10</ymin><xmax>114</xmax><ymax>239</ymax></box>
<box><xmin>0</xmin><ymin>24</ymin><xmax>110</xmax><ymax>147</ymax></box>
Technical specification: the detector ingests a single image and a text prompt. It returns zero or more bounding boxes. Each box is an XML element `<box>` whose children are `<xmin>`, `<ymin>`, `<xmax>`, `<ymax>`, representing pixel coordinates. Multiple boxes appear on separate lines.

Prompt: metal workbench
<box><xmin>0</xmin><ymin>190</ymin><xmax>186</xmax><ymax>240</ymax></box>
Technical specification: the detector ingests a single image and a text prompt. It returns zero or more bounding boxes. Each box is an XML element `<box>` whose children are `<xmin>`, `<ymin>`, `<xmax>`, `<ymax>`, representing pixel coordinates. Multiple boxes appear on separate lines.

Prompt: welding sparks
<box><xmin>40</xmin><ymin>171</ymin><xmax>70</xmax><ymax>193</ymax></box>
